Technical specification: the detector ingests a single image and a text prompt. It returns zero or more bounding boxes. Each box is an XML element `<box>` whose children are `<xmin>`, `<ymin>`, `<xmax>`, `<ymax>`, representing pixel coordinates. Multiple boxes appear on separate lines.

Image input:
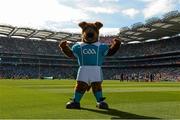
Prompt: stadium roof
<box><xmin>0</xmin><ymin>10</ymin><xmax>179</xmax><ymax>43</ymax></box>
<box><xmin>118</xmin><ymin>10</ymin><xmax>180</xmax><ymax>43</ymax></box>
<box><xmin>0</xmin><ymin>25</ymin><xmax>81</xmax><ymax>42</ymax></box>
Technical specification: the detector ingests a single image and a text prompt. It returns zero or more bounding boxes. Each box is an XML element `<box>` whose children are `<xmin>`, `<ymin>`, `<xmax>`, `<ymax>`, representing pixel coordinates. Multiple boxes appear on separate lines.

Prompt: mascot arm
<box><xmin>59</xmin><ymin>41</ymin><xmax>75</xmax><ymax>59</ymax></box>
<box><xmin>107</xmin><ymin>38</ymin><xmax>121</xmax><ymax>56</ymax></box>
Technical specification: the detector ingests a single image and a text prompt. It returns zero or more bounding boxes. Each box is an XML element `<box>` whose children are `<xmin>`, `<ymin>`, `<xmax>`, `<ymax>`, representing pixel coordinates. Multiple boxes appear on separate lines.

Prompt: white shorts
<box><xmin>76</xmin><ymin>66</ymin><xmax>103</xmax><ymax>85</ymax></box>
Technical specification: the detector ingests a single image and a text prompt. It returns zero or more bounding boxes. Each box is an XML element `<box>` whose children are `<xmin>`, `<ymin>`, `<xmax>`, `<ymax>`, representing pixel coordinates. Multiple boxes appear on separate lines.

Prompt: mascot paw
<box><xmin>59</xmin><ymin>40</ymin><xmax>68</xmax><ymax>49</ymax></box>
<box><xmin>66</xmin><ymin>101</ymin><xmax>80</xmax><ymax>109</ymax></box>
<box><xmin>112</xmin><ymin>38</ymin><xmax>121</xmax><ymax>45</ymax></box>
<box><xmin>96</xmin><ymin>101</ymin><xmax>109</xmax><ymax>109</ymax></box>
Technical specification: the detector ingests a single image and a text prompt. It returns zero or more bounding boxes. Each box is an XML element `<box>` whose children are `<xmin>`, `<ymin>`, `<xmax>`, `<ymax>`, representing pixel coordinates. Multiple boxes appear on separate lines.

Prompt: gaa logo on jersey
<box><xmin>83</xmin><ymin>49</ymin><xmax>97</xmax><ymax>55</ymax></box>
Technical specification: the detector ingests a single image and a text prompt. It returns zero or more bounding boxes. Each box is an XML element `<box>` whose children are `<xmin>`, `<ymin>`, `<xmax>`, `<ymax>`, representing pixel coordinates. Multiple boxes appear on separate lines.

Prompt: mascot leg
<box><xmin>91</xmin><ymin>82</ymin><xmax>109</xmax><ymax>109</ymax></box>
<box><xmin>66</xmin><ymin>81</ymin><xmax>88</xmax><ymax>109</ymax></box>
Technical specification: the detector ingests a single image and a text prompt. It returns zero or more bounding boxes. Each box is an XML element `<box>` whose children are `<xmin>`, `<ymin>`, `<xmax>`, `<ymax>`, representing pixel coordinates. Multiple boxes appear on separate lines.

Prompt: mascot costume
<box><xmin>59</xmin><ymin>21</ymin><xmax>121</xmax><ymax>109</ymax></box>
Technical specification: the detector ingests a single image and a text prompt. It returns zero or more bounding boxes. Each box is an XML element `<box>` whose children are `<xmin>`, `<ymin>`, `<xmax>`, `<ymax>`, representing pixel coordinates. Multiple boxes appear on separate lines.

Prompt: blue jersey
<box><xmin>72</xmin><ymin>42</ymin><xmax>109</xmax><ymax>66</ymax></box>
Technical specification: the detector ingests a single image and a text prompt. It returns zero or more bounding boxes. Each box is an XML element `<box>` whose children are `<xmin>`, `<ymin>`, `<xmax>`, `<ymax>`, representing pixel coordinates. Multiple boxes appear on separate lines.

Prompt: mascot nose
<box><xmin>87</xmin><ymin>32</ymin><xmax>94</xmax><ymax>38</ymax></box>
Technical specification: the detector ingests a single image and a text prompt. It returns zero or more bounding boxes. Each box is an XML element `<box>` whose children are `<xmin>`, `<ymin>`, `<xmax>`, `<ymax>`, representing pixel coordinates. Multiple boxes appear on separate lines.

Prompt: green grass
<box><xmin>0</xmin><ymin>79</ymin><xmax>180</xmax><ymax>119</ymax></box>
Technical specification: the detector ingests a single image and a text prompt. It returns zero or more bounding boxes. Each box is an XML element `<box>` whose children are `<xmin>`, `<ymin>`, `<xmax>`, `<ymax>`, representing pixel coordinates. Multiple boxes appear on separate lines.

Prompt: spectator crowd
<box><xmin>0</xmin><ymin>36</ymin><xmax>180</xmax><ymax>81</ymax></box>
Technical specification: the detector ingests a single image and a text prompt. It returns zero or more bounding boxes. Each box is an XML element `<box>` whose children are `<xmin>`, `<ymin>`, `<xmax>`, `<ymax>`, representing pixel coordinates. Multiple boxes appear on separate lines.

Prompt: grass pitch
<box><xmin>0</xmin><ymin>80</ymin><xmax>180</xmax><ymax>119</ymax></box>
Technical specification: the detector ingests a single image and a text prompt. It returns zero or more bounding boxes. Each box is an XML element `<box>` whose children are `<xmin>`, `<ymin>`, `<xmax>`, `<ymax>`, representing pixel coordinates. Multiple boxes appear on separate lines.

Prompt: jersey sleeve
<box><xmin>71</xmin><ymin>43</ymin><xmax>81</xmax><ymax>58</ymax></box>
<box><xmin>100</xmin><ymin>43</ymin><xmax>109</xmax><ymax>56</ymax></box>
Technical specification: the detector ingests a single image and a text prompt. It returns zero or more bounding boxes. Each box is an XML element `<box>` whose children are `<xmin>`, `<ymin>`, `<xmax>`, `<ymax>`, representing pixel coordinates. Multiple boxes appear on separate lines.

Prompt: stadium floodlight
<box><xmin>161</xmin><ymin>36</ymin><xmax>170</xmax><ymax>40</ymax></box>
<box><xmin>145</xmin><ymin>39</ymin><xmax>157</xmax><ymax>42</ymax></box>
<box><xmin>127</xmin><ymin>41</ymin><xmax>141</xmax><ymax>44</ymax></box>
<box><xmin>131</xmin><ymin>22</ymin><xmax>144</xmax><ymax>30</ymax></box>
<box><xmin>46</xmin><ymin>39</ymin><xmax>58</xmax><ymax>42</ymax></box>
<box><xmin>145</xmin><ymin>17</ymin><xmax>161</xmax><ymax>26</ymax></box>
<box><xmin>163</xmin><ymin>10</ymin><xmax>180</xmax><ymax>20</ymax></box>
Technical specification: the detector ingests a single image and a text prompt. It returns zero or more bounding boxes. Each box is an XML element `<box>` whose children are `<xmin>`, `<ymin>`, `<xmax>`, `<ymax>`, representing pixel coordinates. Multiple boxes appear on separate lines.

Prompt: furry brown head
<box><xmin>79</xmin><ymin>21</ymin><xmax>103</xmax><ymax>44</ymax></box>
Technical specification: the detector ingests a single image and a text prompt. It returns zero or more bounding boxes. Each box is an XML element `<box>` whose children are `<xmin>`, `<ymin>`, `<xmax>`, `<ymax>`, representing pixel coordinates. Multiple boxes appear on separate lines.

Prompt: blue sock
<box><xmin>73</xmin><ymin>91</ymin><xmax>84</xmax><ymax>103</ymax></box>
<box><xmin>94</xmin><ymin>91</ymin><xmax>103</xmax><ymax>102</ymax></box>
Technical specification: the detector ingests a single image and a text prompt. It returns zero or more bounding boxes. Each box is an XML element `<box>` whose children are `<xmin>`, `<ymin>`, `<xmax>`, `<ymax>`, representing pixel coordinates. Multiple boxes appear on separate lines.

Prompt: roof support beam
<box><xmin>26</xmin><ymin>30</ymin><xmax>38</xmax><ymax>39</ymax></box>
<box><xmin>118</xmin><ymin>34</ymin><xmax>141</xmax><ymax>42</ymax></box>
<box><xmin>148</xmin><ymin>25</ymin><xmax>179</xmax><ymax>33</ymax></box>
<box><xmin>163</xmin><ymin>20</ymin><xmax>180</xmax><ymax>25</ymax></box>
<box><xmin>8</xmin><ymin>27</ymin><xmax>18</xmax><ymax>38</ymax></box>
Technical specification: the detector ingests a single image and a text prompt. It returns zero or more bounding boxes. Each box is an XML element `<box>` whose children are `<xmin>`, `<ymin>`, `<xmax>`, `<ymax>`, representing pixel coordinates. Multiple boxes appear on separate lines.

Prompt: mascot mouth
<box><xmin>83</xmin><ymin>38</ymin><xmax>96</xmax><ymax>44</ymax></box>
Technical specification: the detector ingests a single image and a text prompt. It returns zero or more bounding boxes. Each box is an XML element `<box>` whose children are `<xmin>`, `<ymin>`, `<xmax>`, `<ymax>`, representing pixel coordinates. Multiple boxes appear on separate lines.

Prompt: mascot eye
<box><xmin>92</xmin><ymin>26</ymin><xmax>98</xmax><ymax>31</ymax></box>
<box><xmin>83</xmin><ymin>27</ymin><xmax>88</xmax><ymax>31</ymax></box>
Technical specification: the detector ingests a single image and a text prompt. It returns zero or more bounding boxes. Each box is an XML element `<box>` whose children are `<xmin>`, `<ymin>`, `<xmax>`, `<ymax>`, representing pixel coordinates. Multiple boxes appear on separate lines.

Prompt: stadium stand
<box><xmin>0</xmin><ymin>10</ymin><xmax>180</xmax><ymax>81</ymax></box>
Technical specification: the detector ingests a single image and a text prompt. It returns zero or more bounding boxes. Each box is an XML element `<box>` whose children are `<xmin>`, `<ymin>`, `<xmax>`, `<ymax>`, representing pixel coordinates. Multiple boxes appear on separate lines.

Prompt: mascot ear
<box><xmin>95</xmin><ymin>21</ymin><xmax>103</xmax><ymax>30</ymax></box>
<box><xmin>79</xmin><ymin>21</ymin><xmax>87</xmax><ymax>29</ymax></box>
